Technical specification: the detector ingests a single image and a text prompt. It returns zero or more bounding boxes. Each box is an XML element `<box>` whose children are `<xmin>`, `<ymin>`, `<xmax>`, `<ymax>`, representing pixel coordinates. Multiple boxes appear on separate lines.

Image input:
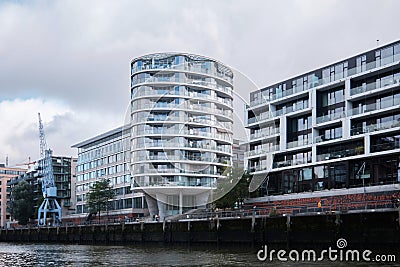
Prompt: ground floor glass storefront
<box><xmin>259</xmin><ymin>154</ymin><xmax>400</xmax><ymax>196</ymax></box>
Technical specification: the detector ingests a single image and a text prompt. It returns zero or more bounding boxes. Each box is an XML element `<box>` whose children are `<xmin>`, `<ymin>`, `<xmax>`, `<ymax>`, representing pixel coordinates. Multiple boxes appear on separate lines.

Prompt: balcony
<box><xmin>131</xmin><ymin>61</ymin><xmax>232</xmax><ymax>82</ymax></box>
<box><xmin>316</xmin><ymin>111</ymin><xmax>345</xmax><ymax>124</ymax></box>
<box><xmin>350</xmin><ymin>78</ymin><xmax>399</xmax><ymax>96</ymax></box>
<box><xmin>351</xmin><ymin>120</ymin><xmax>400</xmax><ymax>136</ymax></box>
<box><xmin>249</xmin><ymin>102</ymin><xmax>309</xmax><ymax>125</ymax></box>
<box><xmin>133</xmin><ymin>77</ymin><xmax>233</xmax><ymax>96</ymax></box>
<box><xmin>347</xmin><ymin>97</ymin><xmax>400</xmax><ymax>117</ymax></box>
<box><xmin>314</xmin><ymin>134</ymin><xmax>342</xmax><ymax>143</ymax></box>
<box><xmin>137</xmin><ymin>180</ymin><xmax>217</xmax><ymax>188</ymax></box>
<box><xmin>317</xmin><ymin>147</ymin><xmax>363</xmax><ymax>161</ymax></box>
<box><xmin>136</xmin><ymin>102</ymin><xmax>198</xmax><ymax>112</ymax></box>
<box><xmin>272</xmin><ymin>158</ymin><xmax>310</xmax><ymax>168</ymax></box>
<box><xmin>248</xmin><ymin>165</ymin><xmax>270</xmax><ymax>173</ymax></box>
<box><xmin>248</xmin><ymin>112</ymin><xmax>272</xmax><ymax>125</ymax></box>
<box><xmin>250</xmin><ymin>128</ymin><xmax>280</xmax><ymax>140</ymax></box>
<box><xmin>275</xmin><ymin>101</ymin><xmax>309</xmax><ymax>117</ymax></box>
<box><xmin>245</xmin><ymin>145</ymin><xmax>279</xmax><ymax>157</ymax></box>
<box><xmin>287</xmin><ymin>138</ymin><xmax>312</xmax><ymax>149</ymax></box>
<box><xmin>214</xmin><ymin>108</ymin><xmax>232</xmax><ymax>118</ymax></box>
<box><xmin>371</xmin><ymin>142</ymin><xmax>400</xmax><ymax>153</ymax></box>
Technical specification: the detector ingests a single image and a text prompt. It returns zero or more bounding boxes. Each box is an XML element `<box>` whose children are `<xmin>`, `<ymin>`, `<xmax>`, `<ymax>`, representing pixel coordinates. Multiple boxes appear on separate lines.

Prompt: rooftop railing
<box><xmin>131</xmin><ymin>62</ymin><xmax>233</xmax><ymax>84</ymax></box>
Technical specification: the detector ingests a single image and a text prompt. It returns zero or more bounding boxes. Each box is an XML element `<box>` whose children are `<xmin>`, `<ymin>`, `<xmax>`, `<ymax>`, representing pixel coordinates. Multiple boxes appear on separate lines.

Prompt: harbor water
<box><xmin>0</xmin><ymin>243</ymin><xmax>397</xmax><ymax>266</ymax></box>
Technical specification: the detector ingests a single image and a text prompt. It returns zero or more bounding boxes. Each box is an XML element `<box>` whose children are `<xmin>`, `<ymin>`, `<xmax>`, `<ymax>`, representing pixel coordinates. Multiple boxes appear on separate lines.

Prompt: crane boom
<box><xmin>37</xmin><ymin>113</ymin><xmax>62</xmax><ymax>226</ymax></box>
<box><xmin>38</xmin><ymin>113</ymin><xmax>47</xmax><ymax>158</ymax></box>
<box><xmin>38</xmin><ymin>113</ymin><xmax>56</xmax><ymax>191</ymax></box>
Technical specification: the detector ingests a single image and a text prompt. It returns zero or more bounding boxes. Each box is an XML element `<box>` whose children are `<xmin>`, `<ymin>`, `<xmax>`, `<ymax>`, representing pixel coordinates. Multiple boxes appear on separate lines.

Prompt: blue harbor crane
<box><xmin>37</xmin><ymin>113</ymin><xmax>62</xmax><ymax>226</ymax></box>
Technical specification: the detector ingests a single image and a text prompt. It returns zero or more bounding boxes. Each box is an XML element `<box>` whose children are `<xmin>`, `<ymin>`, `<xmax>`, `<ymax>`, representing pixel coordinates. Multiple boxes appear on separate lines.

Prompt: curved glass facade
<box><xmin>130</xmin><ymin>53</ymin><xmax>234</xmax><ymax>218</ymax></box>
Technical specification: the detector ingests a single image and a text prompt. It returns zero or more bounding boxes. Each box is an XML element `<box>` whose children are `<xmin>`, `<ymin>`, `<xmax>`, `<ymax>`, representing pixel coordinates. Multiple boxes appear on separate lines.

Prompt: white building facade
<box><xmin>130</xmin><ymin>53</ymin><xmax>234</xmax><ymax>219</ymax></box>
<box><xmin>247</xmin><ymin>40</ymin><xmax>400</xmax><ymax>196</ymax></box>
<box><xmin>73</xmin><ymin>127</ymin><xmax>147</xmax><ymax>219</ymax></box>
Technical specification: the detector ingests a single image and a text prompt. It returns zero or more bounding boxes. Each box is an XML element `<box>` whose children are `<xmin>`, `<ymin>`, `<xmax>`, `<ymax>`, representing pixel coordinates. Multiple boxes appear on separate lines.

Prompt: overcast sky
<box><xmin>1</xmin><ymin>0</ymin><xmax>399</xmax><ymax>166</ymax></box>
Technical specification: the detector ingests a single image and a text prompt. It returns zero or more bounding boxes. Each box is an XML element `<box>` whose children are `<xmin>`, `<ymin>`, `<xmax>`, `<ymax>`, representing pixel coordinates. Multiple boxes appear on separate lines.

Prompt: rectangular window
<box><xmin>335</xmin><ymin>63</ymin><xmax>343</xmax><ymax>80</ymax></box>
<box><xmin>381</xmin><ymin>46</ymin><xmax>394</xmax><ymax>65</ymax></box>
<box><xmin>357</xmin><ymin>55</ymin><xmax>367</xmax><ymax>72</ymax></box>
<box><xmin>314</xmin><ymin>166</ymin><xmax>326</xmax><ymax>179</ymax></box>
<box><xmin>303</xmin><ymin>168</ymin><xmax>312</xmax><ymax>180</ymax></box>
<box><xmin>395</xmin><ymin>44</ymin><xmax>400</xmax><ymax>62</ymax></box>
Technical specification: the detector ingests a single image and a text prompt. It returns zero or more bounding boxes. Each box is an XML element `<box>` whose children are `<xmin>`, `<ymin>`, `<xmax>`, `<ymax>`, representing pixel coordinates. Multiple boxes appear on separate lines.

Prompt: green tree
<box><xmin>86</xmin><ymin>179</ymin><xmax>115</xmax><ymax>221</ymax></box>
<box><xmin>10</xmin><ymin>180</ymin><xmax>35</xmax><ymax>225</ymax></box>
<box><xmin>214</xmin><ymin>168</ymin><xmax>251</xmax><ymax>209</ymax></box>
<box><xmin>34</xmin><ymin>195</ymin><xmax>44</xmax><ymax>219</ymax></box>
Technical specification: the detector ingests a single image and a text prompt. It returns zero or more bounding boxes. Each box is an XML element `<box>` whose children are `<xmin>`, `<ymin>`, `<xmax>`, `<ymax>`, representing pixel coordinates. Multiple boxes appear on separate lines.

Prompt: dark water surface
<box><xmin>0</xmin><ymin>243</ymin><xmax>397</xmax><ymax>266</ymax></box>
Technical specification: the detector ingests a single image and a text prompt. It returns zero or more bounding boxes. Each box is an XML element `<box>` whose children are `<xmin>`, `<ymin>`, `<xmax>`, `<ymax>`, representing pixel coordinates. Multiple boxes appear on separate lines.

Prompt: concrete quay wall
<box><xmin>0</xmin><ymin>210</ymin><xmax>399</xmax><ymax>247</ymax></box>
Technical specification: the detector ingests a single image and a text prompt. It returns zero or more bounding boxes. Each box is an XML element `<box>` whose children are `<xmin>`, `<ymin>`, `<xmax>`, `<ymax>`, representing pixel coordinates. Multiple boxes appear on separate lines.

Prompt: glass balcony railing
<box><xmin>214</xmin><ymin>133</ymin><xmax>232</xmax><ymax>142</ymax></box>
<box><xmin>316</xmin><ymin>111</ymin><xmax>345</xmax><ymax>124</ymax></box>
<box><xmin>272</xmin><ymin>158</ymin><xmax>310</xmax><ymax>168</ymax></box>
<box><xmin>138</xmin><ymin>138</ymin><xmax>232</xmax><ymax>150</ymax></box>
<box><xmin>287</xmin><ymin>138</ymin><xmax>312</xmax><ymax>149</ymax></box>
<box><xmin>133</xmin><ymin>88</ymin><xmax>211</xmax><ymax>99</ymax></box>
<box><xmin>248</xmin><ymin>102</ymin><xmax>309</xmax><ymax>124</ymax></box>
<box><xmin>135</xmin><ymin>106</ymin><xmax>232</xmax><ymax>121</ymax></box>
<box><xmin>249</xmin><ymin>52</ymin><xmax>400</xmax><ymax>107</ymax></box>
<box><xmin>248</xmin><ymin>112</ymin><xmax>272</xmax><ymax>124</ymax></box>
<box><xmin>250</xmin><ymin>128</ymin><xmax>280</xmax><ymax>140</ymax></box>
<box><xmin>133</xmin><ymin>168</ymin><xmax>180</xmax><ymax>174</ymax></box>
<box><xmin>248</xmin><ymin>165</ymin><xmax>270</xmax><ymax>173</ymax></box>
<box><xmin>132</xmin><ymin>77</ymin><xmax>233</xmax><ymax>97</ymax></box>
<box><xmin>347</xmin><ymin>97</ymin><xmax>400</xmax><ymax>117</ymax></box>
<box><xmin>133</xmin><ymin>155</ymin><xmax>230</xmax><ymax>166</ymax></box>
<box><xmin>275</xmin><ymin>101</ymin><xmax>309</xmax><ymax>117</ymax></box>
<box><xmin>371</xmin><ymin>142</ymin><xmax>400</xmax><ymax>153</ymax></box>
<box><xmin>135</xmin><ymin>180</ymin><xmax>217</xmax><ymax>188</ymax></box>
<box><xmin>351</xmin><ymin>120</ymin><xmax>400</xmax><ymax>136</ymax></box>
<box><xmin>350</xmin><ymin>78</ymin><xmax>399</xmax><ymax>96</ymax></box>
<box><xmin>314</xmin><ymin>134</ymin><xmax>342</xmax><ymax>143</ymax></box>
<box><xmin>214</xmin><ymin>108</ymin><xmax>232</xmax><ymax>118</ymax></box>
<box><xmin>138</xmin><ymin>142</ymin><xmax>184</xmax><ymax>148</ymax></box>
<box><xmin>131</xmin><ymin>61</ymin><xmax>233</xmax><ymax>84</ymax></box>
<box><xmin>317</xmin><ymin>147</ymin><xmax>363</xmax><ymax>161</ymax></box>
<box><xmin>244</xmin><ymin>145</ymin><xmax>279</xmax><ymax>157</ymax></box>
<box><xmin>133</xmin><ymin>88</ymin><xmax>181</xmax><ymax>97</ymax></box>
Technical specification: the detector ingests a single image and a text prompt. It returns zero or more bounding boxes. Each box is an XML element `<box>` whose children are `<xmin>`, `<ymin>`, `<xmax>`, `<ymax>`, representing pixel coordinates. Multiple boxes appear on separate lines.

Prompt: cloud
<box><xmin>0</xmin><ymin>98</ymin><xmax>122</xmax><ymax>166</ymax></box>
<box><xmin>0</xmin><ymin>98</ymin><xmax>68</xmax><ymax>164</ymax></box>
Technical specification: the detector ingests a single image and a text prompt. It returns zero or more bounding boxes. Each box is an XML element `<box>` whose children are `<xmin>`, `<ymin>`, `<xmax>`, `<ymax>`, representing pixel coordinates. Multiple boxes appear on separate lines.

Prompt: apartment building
<box><xmin>130</xmin><ymin>53</ymin><xmax>234</xmax><ymax>219</ymax></box>
<box><xmin>247</xmin><ymin>40</ymin><xmax>400</xmax><ymax>196</ymax></box>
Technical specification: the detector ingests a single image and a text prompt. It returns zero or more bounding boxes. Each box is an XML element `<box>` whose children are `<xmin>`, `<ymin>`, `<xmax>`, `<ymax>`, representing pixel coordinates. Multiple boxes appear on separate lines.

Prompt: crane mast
<box><xmin>37</xmin><ymin>113</ymin><xmax>62</xmax><ymax>226</ymax></box>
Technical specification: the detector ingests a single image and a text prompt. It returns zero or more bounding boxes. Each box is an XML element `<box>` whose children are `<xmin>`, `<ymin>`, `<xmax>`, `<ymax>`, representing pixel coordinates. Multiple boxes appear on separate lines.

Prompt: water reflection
<box><xmin>0</xmin><ymin>243</ymin><xmax>261</xmax><ymax>267</ymax></box>
<box><xmin>0</xmin><ymin>243</ymin><xmax>394</xmax><ymax>266</ymax></box>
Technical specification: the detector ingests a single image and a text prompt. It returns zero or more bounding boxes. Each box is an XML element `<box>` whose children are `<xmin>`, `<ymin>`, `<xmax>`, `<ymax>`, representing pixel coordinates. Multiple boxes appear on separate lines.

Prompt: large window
<box><xmin>371</xmin><ymin>133</ymin><xmax>400</xmax><ymax>152</ymax></box>
<box><xmin>351</xmin><ymin>112</ymin><xmax>400</xmax><ymax>135</ymax></box>
<box><xmin>316</xmin><ymin>86</ymin><xmax>345</xmax><ymax>122</ymax></box>
<box><xmin>297</xmin><ymin>167</ymin><xmax>313</xmax><ymax>192</ymax></box>
<box><xmin>287</xmin><ymin>115</ymin><xmax>312</xmax><ymax>145</ymax></box>
<box><xmin>317</xmin><ymin>140</ymin><xmax>364</xmax><ymax>161</ymax></box>
<box><xmin>349</xmin><ymin>157</ymin><xmax>399</xmax><ymax>187</ymax></box>
<box><xmin>317</xmin><ymin>125</ymin><xmax>342</xmax><ymax>142</ymax></box>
